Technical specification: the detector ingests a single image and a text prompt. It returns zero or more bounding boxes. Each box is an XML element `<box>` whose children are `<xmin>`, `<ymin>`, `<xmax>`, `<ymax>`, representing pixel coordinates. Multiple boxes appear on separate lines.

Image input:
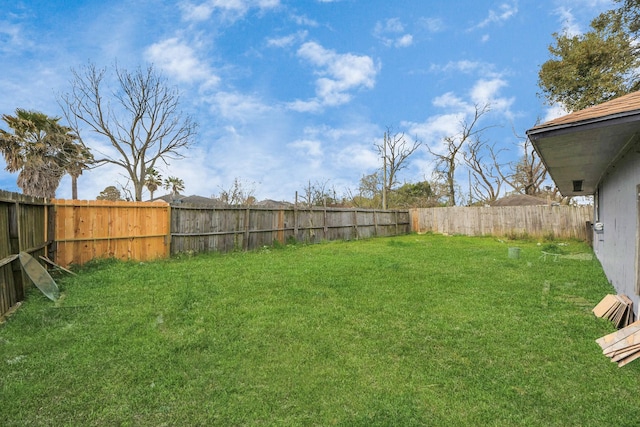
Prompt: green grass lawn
<box><xmin>1</xmin><ymin>234</ymin><xmax>639</xmax><ymax>426</ymax></box>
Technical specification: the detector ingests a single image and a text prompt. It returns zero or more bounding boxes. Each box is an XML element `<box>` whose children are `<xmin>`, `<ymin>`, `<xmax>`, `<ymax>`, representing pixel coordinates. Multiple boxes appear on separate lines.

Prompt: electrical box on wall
<box><xmin>594</xmin><ymin>222</ymin><xmax>604</xmax><ymax>232</ymax></box>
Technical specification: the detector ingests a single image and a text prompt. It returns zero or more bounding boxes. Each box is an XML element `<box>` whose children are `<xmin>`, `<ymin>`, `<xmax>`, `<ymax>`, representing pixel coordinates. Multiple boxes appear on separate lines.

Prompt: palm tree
<box><xmin>164</xmin><ymin>176</ymin><xmax>185</xmax><ymax>198</ymax></box>
<box><xmin>144</xmin><ymin>167</ymin><xmax>163</xmax><ymax>201</ymax></box>
<box><xmin>64</xmin><ymin>143</ymin><xmax>94</xmax><ymax>199</ymax></box>
<box><xmin>0</xmin><ymin>109</ymin><xmax>91</xmax><ymax>198</ymax></box>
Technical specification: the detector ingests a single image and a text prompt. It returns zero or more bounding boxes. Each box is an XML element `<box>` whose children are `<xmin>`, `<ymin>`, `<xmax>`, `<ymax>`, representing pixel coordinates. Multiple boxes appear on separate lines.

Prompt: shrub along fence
<box><xmin>410</xmin><ymin>205</ymin><xmax>593</xmax><ymax>241</ymax></box>
<box><xmin>0</xmin><ymin>191</ymin><xmax>53</xmax><ymax>319</ymax></box>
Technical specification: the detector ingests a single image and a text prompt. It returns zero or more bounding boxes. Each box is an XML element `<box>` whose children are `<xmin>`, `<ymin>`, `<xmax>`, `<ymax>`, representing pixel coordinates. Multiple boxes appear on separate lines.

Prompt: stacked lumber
<box><xmin>592</xmin><ymin>294</ymin><xmax>634</xmax><ymax>329</ymax></box>
<box><xmin>597</xmin><ymin>320</ymin><xmax>640</xmax><ymax>367</ymax></box>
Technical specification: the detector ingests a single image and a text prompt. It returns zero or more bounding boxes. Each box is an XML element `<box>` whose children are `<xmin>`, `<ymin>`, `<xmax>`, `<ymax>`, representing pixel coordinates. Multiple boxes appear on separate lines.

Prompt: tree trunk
<box><xmin>71</xmin><ymin>176</ymin><xmax>78</xmax><ymax>200</ymax></box>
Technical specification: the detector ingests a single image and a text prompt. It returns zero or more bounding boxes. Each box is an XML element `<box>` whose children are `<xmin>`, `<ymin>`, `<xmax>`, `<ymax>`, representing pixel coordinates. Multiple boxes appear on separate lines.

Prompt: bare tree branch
<box><xmin>60</xmin><ymin>63</ymin><xmax>198</xmax><ymax>201</ymax></box>
<box><xmin>374</xmin><ymin>127</ymin><xmax>421</xmax><ymax>209</ymax></box>
<box><xmin>426</xmin><ymin>103</ymin><xmax>492</xmax><ymax>206</ymax></box>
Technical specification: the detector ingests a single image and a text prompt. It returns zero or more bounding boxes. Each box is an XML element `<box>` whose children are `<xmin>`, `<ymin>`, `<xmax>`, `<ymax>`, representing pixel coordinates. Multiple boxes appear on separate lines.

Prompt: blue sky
<box><xmin>0</xmin><ymin>0</ymin><xmax>613</xmax><ymax>202</ymax></box>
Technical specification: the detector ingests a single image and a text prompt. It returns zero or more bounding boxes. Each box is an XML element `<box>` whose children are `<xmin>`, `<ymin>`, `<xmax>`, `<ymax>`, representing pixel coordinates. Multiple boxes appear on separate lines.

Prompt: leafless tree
<box><xmin>216</xmin><ymin>177</ymin><xmax>257</xmax><ymax>206</ymax></box>
<box><xmin>463</xmin><ymin>137</ymin><xmax>505</xmax><ymax>205</ymax></box>
<box><xmin>297</xmin><ymin>179</ymin><xmax>338</xmax><ymax>207</ymax></box>
<box><xmin>499</xmin><ymin>134</ymin><xmax>548</xmax><ymax>196</ymax></box>
<box><xmin>60</xmin><ymin>63</ymin><xmax>197</xmax><ymax>201</ymax></box>
<box><xmin>427</xmin><ymin>103</ymin><xmax>491</xmax><ymax>206</ymax></box>
<box><xmin>374</xmin><ymin>127</ymin><xmax>421</xmax><ymax>209</ymax></box>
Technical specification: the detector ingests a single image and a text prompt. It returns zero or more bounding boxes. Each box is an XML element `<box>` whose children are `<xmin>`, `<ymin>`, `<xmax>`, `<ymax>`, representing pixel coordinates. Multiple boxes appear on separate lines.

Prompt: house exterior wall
<box><xmin>593</xmin><ymin>149</ymin><xmax>640</xmax><ymax>314</ymax></box>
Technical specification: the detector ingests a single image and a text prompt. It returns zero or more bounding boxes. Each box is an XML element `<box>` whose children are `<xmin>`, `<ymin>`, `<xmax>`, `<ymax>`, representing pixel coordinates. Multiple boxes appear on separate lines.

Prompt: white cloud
<box><xmin>431</xmin><ymin>60</ymin><xmax>503</xmax><ymax>80</ymax></box>
<box><xmin>374</xmin><ymin>18</ymin><xmax>414</xmax><ymax>48</ymax></box>
<box><xmin>473</xmin><ymin>1</ymin><xmax>518</xmax><ymax>29</ymax></box>
<box><xmin>287</xmin><ymin>99</ymin><xmax>323</xmax><ymax>113</ymax></box>
<box><xmin>289</xmin><ymin>139</ymin><xmax>323</xmax><ymax>157</ymax></box>
<box><xmin>403</xmin><ymin>79</ymin><xmax>514</xmax><ymax>155</ymax></box>
<box><xmin>420</xmin><ymin>17</ymin><xmax>445</xmax><ymax>33</ymax></box>
<box><xmin>335</xmin><ymin>144</ymin><xmax>379</xmax><ymax>171</ymax></box>
<box><xmin>179</xmin><ymin>0</ymin><xmax>280</xmax><ymax>22</ymax></box>
<box><xmin>404</xmin><ymin>113</ymin><xmax>465</xmax><ymax>148</ymax></box>
<box><xmin>266</xmin><ymin>30</ymin><xmax>307</xmax><ymax>48</ymax></box>
<box><xmin>554</xmin><ymin>6</ymin><xmax>582</xmax><ymax>36</ymax></box>
<box><xmin>432</xmin><ymin>92</ymin><xmax>469</xmax><ymax>110</ymax></box>
<box><xmin>395</xmin><ymin>34</ymin><xmax>414</xmax><ymax>48</ymax></box>
<box><xmin>291</xmin><ymin>14</ymin><xmax>318</xmax><ymax>27</ymax></box>
<box><xmin>542</xmin><ymin>103</ymin><xmax>570</xmax><ymax>123</ymax></box>
<box><xmin>291</xmin><ymin>41</ymin><xmax>378</xmax><ymax>110</ymax></box>
<box><xmin>470</xmin><ymin>78</ymin><xmax>511</xmax><ymax>106</ymax></box>
<box><xmin>145</xmin><ymin>38</ymin><xmax>220</xmax><ymax>88</ymax></box>
<box><xmin>0</xmin><ymin>21</ymin><xmax>28</xmax><ymax>53</ymax></box>
<box><xmin>209</xmin><ymin>91</ymin><xmax>274</xmax><ymax>121</ymax></box>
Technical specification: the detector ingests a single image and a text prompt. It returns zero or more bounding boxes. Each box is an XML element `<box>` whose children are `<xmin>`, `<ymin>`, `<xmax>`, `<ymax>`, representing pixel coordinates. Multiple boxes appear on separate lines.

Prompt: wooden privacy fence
<box><xmin>0</xmin><ymin>191</ymin><xmax>52</xmax><ymax>319</ymax></box>
<box><xmin>410</xmin><ymin>205</ymin><xmax>593</xmax><ymax>240</ymax></box>
<box><xmin>52</xmin><ymin>199</ymin><xmax>170</xmax><ymax>267</ymax></box>
<box><xmin>50</xmin><ymin>200</ymin><xmax>411</xmax><ymax>265</ymax></box>
<box><xmin>170</xmin><ymin>205</ymin><xmax>411</xmax><ymax>255</ymax></box>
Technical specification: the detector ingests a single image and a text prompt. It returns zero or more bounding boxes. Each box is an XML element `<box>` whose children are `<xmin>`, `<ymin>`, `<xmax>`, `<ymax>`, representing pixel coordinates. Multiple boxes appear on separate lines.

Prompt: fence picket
<box><xmin>410</xmin><ymin>205</ymin><xmax>592</xmax><ymax>240</ymax></box>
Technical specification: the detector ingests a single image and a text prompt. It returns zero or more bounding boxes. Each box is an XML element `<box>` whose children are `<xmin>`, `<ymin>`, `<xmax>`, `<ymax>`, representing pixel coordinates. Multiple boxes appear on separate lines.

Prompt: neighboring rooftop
<box><xmin>489</xmin><ymin>194</ymin><xmax>550</xmax><ymax>207</ymax></box>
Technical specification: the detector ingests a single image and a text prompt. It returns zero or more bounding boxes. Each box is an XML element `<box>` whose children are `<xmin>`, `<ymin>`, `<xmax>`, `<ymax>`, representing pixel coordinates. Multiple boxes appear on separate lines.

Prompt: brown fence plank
<box><xmin>52</xmin><ymin>199</ymin><xmax>170</xmax><ymax>267</ymax></box>
<box><xmin>169</xmin><ymin>205</ymin><xmax>411</xmax><ymax>255</ymax></box>
<box><xmin>410</xmin><ymin>205</ymin><xmax>592</xmax><ymax>240</ymax></box>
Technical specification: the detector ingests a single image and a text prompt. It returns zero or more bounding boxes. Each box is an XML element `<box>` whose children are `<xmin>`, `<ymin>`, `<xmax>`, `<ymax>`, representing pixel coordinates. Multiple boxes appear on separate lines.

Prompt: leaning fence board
<box><xmin>593</xmin><ymin>293</ymin><xmax>634</xmax><ymax>328</ymax></box>
<box><xmin>593</xmin><ymin>294</ymin><xmax>620</xmax><ymax>317</ymax></box>
<box><xmin>597</xmin><ymin>319</ymin><xmax>640</xmax><ymax>366</ymax></box>
<box><xmin>596</xmin><ymin>320</ymin><xmax>640</xmax><ymax>349</ymax></box>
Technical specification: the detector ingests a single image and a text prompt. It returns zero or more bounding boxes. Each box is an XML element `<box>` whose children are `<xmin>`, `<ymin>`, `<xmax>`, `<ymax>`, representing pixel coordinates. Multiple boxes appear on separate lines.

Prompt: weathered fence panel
<box><xmin>53</xmin><ymin>199</ymin><xmax>170</xmax><ymax>267</ymax></box>
<box><xmin>410</xmin><ymin>205</ymin><xmax>593</xmax><ymax>240</ymax></box>
<box><xmin>170</xmin><ymin>205</ymin><xmax>411</xmax><ymax>255</ymax></box>
<box><xmin>0</xmin><ymin>191</ymin><xmax>51</xmax><ymax>320</ymax></box>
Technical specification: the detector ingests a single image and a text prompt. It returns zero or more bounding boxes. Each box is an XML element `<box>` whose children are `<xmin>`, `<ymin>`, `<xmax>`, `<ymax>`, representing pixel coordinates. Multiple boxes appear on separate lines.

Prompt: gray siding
<box><xmin>594</xmin><ymin>149</ymin><xmax>639</xmax><ymax>313</ymax></box>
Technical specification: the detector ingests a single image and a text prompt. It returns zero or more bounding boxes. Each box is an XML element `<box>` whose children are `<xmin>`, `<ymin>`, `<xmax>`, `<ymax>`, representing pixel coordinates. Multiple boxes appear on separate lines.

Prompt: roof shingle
<box><xmin>531</xmin><ymin>91</ymin><xmax>640</xmax><ymax>131</ymax></box>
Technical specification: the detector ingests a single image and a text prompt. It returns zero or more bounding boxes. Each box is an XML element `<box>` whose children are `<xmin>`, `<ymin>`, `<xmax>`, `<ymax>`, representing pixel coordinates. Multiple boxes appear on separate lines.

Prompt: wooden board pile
<box><xmin>593</xmin><ymin>294</ymin><xmax>639</xmax><ymax>367</ymax></box>
<box><xmin>592</xmin><ymin>294</ymin><xmax>634</xmax><ymax>329</ymax></box>
<box><xmin>596</xmin><ymin>320</ymin><xmax>640</xmax><ymax>367</ymax></box>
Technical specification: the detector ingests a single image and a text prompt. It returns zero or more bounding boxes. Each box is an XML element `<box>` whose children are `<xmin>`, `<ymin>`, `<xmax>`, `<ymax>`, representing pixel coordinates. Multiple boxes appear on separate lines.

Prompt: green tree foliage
<box><xmin>144</xmin><ymin>167</ymin><xmax>163</xmax><ymax>201</ymax></box>
<box><xmin>164</xmin><ymin>176</ymin><xmax>185</xmax><ymax>197</ymax></box>
<box><xmin>539</xmin><ymin>4</ymin><xmax>640</xmax><ymax>111</ymax></box>
<box><xmin>391</xmin><ymin>181</ymin><xmax>436</xmax><ymax>208</ymax></box>
<box><xmin>97</xmin><ymin>185</ymin><xmax>124</xmax><ymax>201</ymax></box>
<box><xmin>0</xmin><ymin>109</ymin><xmax>92</xmax><ymax>198</ymax></box>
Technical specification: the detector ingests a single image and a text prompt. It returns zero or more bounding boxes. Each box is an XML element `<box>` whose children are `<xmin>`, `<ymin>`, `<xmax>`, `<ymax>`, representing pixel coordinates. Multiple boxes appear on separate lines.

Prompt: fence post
<box><xmin>294</xmin><ymin>201</ymin><xmax>298</xmax><ymax>240</ymax></box>
<box><xmin>374</xmin><ymin>210</ymin><xmax>379</xmax><ymax>236</ymax></box>
<box><xmin>323</xmin><ymin>205</ymin><xmax>328</xmax><ymax>236</ymax></box>
<box><xmin>353</xmin><ymin>209</ymin><xmax>358</xmax><ymax>239</ymax></box>
<box><xmin>243</xmin><ymin>207</ymin><xmax>251</xmax><ymax>250</ymax></box>
<box><xmin>395</xmin><ymin>211</ymin><xmax>399</xmax><ymax>235</ymax></box>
